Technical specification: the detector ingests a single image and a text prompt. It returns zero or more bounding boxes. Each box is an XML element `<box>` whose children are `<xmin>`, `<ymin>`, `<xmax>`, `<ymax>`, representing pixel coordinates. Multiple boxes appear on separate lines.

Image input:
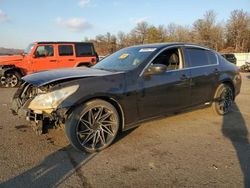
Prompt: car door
<box><xmin>57</xmin><ymin>44</ymin><xmax>76</xmax><ymax>68</ymax></box>
<box><xmin>31</xmin><ymin>44</ymin><xmax>58</xmax><ymax>72</ymax></box>
<box><xmin>75</xmin><ymin>43</ymin><xmax>97</xmax><ymax>66</ymax></box>
<box><xmin>137</xmin><ymin>47</ymin><xmax>191</xmax><ymax>119</ymax></box>
<box><xmin>183</xmin><ymin>46</ymin><xmax>219</xmax><ymax>106</ymax></box>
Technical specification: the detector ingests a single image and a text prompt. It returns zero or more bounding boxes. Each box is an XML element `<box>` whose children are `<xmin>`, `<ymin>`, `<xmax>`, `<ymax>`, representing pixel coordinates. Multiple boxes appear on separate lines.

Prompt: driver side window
<box><xmin>35</xmin><ymin>45</ymin><xmax>54</xmax><ymax>58</ymax></box>
<box><xmin>152</xmin><ymin>48</ymin><xmax>181</xmax><ymax>71</ymax></box>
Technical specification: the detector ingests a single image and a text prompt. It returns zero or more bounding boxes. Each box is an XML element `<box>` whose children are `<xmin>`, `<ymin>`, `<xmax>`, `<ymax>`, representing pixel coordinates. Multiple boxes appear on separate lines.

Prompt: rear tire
<box><xmin>65</xmin><ymin>99</ymin><xmax>120</xmax><ymax>153</ymax></box>
<box><xmin>0</xmin><ymin>71</ymin><xmax>22</xmax><ymax>88</ymax></box>
<box><xmin>212</xmin><ymin>84</ymin><xmax>234</xmax><ymax>115</ymax></box>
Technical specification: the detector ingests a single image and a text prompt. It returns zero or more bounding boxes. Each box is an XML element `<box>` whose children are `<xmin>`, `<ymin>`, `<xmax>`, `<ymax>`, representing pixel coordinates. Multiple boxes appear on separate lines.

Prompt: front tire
<box><xmin>0</xmin><ymin>71</ymin><xmax>22</xmax><ymax>88</ymax></box>
<box><xmin>212</xmin><ymin>84</ymin><xmax>234</xmax><ymax>115</ymax></box>
<box><xmin>65</xmin><ymin>99</ymin><xmax>120</xmax><ymax>153</ymax></box>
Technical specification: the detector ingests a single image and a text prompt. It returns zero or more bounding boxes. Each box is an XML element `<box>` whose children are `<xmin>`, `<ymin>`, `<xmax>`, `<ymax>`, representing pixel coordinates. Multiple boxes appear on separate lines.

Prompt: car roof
<box><xmin>128</xmin><ymin>42</ymin><xmax>210</xmax><ymax>50</ymax></box>
<box><xmin>35</xmin><ymin>41</ymin><xmax>93</xmax><ymax>45</ymax></box>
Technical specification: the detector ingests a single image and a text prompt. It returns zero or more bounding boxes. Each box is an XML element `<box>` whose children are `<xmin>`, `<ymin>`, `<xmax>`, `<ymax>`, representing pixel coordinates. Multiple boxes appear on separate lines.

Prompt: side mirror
<box><xmin>145</xmin><ymin>64</ymin><xmax>167</xmax><ymax>75</ymax></box>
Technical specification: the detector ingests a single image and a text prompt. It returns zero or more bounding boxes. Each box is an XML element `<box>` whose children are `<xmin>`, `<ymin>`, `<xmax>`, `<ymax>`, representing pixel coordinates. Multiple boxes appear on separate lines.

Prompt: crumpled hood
<box><xmin>23</xmin><ymin>67</ymin><xmax>122</xmax><ymax>87</ymax></box>
<box><xmin>0</xmin><ymin>55</ymin><xmax>23</xmax><ymax>65</ymax></box>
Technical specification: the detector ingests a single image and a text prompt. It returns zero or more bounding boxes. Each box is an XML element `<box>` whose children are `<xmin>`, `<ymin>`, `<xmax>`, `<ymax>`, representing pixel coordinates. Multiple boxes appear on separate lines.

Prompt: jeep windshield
<box><xmin>24</xmin><ymin>43</ymin><xmax>35</xmax><ymax>55</ymax></box>
<box><xmin>92</xmin><ymin>46</ymin><xmax>157</xmax><ymax>71</ymax></box>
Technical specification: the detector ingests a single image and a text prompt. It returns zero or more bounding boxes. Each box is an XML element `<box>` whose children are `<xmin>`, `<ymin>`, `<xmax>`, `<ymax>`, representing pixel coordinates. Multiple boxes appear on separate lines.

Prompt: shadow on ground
<box><xmin>1</xmin><ymin>145</ymin><xmax>94</xmax><ymax>188</ymax></box>
<box><xmin>222</xmin><ymin>104</ymin><xmax>250</xmax><ymax>187</ymax></box>
<box><xmin>0</xmin><ymin>127</ymin><xmax>135</xmax><ymax>188</ymax></box>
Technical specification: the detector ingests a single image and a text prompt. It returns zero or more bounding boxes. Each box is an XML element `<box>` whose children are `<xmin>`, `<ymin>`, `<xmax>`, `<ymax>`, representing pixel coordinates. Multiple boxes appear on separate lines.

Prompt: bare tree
<box><xmin>130</xmin><ymin>21</ymin><xmax>149</xmax><ymax>44</ymax></box>
<box><xmin>157</xmin><ymin>25</ymin><xmax>168</xmax><ymax>42</ymax></box>
<box><xmin>146</xmin><ymin>26</ymin><xmax>161</xmax><ymax>43</ymax></box>
<box><xmin>89</xmin><ymin>9</ymin><xmax>250</xmax><ymax>54</ymax></box>
<box><xmin>117</xmin><ymin>31</ymin><xmax>128</xmax><ymax>49</ymax></box>
<box><xmin>192</xmin><ymin>10</ymin><xmax>224</xmax><ymax>50</ymax></box>
<box><xmin>226</xmin><ymin>9</ymin><xmax>250</xmax><ymax>52</ymax></box>
<box><xmin>174</xmin><ymin>25</ymin><xmax>192</xmax><ymax>42</ymax></box>
<box><xmin>166</xmin><ymin>23</ymin><xmax>178</xmax><ymax>41</ymax></box>
<box><xmin>166</xmin><ymin>23</ymin><xmax>192</xmax><ymax>43</ymax></box>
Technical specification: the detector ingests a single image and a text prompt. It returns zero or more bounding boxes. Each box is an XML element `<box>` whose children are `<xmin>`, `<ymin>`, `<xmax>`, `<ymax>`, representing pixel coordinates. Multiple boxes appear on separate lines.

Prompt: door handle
<box><xmin>213</xmin><ymin>68</ymin><xmax>219</xmax><ymax>74</ymax></box>
<box><xmin>50</xmin><ymin>60</ymin><xmax>57</xmax><ymax>62</ymax></box>
<box><xmin>68</xmin><ymin>59</ymin><xmax>75</xmax><ymax>61</ymax></box>
<box><xmin>180</xmin><ymin>74</ymin><xmax>188</xmax><ymax>81</ymax></box>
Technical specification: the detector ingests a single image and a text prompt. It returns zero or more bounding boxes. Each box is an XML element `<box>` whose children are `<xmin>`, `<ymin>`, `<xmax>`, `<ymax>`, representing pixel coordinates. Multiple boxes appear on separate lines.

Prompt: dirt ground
<box><xmin>0</xmin><ymin>73</ymin><xmax>250</xmax><ymax>188</ymax></box>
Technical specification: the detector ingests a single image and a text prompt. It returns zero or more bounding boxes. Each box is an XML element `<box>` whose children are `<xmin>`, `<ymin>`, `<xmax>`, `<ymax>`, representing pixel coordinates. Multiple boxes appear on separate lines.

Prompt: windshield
<box><xmin>24</xmin><ymin>43</ymin><xmax>35</xmax><ymax>54</ymax></box>
<box><xmin>93</xmin><ymin>46</ymin><xmax>157</xmax><ymax>71</ymax></box>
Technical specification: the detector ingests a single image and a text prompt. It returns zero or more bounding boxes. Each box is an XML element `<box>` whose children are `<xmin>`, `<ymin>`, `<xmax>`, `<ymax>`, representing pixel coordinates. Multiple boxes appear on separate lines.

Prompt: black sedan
<box><xmin>12</xmin><ymin>43</ymin><xmax>242</xmax><ymax>153</ymax></box>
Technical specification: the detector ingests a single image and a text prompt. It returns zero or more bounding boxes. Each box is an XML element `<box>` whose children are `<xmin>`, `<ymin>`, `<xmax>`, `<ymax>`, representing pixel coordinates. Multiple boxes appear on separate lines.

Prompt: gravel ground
<box><xmin>0</xmin><ymin>73</ymin><xmax>250</xmax><ymax>188</ymax></box>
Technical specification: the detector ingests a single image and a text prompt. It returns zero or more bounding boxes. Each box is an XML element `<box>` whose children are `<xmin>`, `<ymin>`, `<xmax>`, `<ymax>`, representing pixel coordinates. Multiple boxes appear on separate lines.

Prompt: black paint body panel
<box><xmin>15</xmin><ymin>43</ymin><xmax>242</xmax><ymax>131</ymax></box>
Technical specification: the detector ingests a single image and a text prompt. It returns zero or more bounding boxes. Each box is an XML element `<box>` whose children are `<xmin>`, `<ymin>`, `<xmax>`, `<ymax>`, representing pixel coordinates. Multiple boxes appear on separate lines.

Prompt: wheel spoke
<box><xmin>1</xmin><ymin>77</ymin><xmax>7</xmax><ymax>86</ymax></box>
<box><xmin>101</xmin><ymin>120</ymin><xmax>116</xmax><ymax>125</ymax></box>
<box><xmin>92</xmin><ymin>131</ymin><xmax>100</xmax><ymax>148</ymax></box>
<box><xmin>94</xmin><ymin>107</ymin><xmax>103</xmax><ymax>121</ymax></box>
<box><xmin>80</xmin><ymin>119</ymin><xmax>92</xmax><ymax>130</ymax></box>
<box><xmin>81</xmin><ymin>132</ymin><xmax>95</xmax><ymax>145</ymax></box>
<box><xmin>78</xmin><ymin>129</ymin><xmax>92</xmax><ymax>136</ymax></box>
<box><xmin>102</xmin><ymin>125</ymin><xmax>114</xmax><ymax>136</ymax></box>
<box><xmin>99</xmin><ymin>111</ymin><xmax>112</xmax><ymax>121</ymax></box>
<box><xmin>100</xmin><ymin>129</ymin><xmax>106</xmax><ymax>145</ymax></box>
<box><xmin>88</xmin><ymin>109</ymin><xmax>95</xmax><ymax>124</ymax></box>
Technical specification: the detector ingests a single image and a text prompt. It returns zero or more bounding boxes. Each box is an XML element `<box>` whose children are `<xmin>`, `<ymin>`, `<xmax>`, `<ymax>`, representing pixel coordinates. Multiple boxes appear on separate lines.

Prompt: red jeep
<box><xmin>0</xmin><ymin>42</ymin><xmax>98</xmax><ymax>87</ymax></box>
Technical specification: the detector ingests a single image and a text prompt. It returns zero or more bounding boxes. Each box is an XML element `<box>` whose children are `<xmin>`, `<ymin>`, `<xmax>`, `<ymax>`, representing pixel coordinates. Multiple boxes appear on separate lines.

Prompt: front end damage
<box><xmin>12</xmin><ymin>83</ymin><xmax>77</xmax><ymax>135</ymax></box>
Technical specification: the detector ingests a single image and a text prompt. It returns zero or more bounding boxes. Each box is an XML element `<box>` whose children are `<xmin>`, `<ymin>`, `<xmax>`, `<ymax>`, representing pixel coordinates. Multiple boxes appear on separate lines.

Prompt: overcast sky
<box><xmin>0</xmin><ymin>0</ymin><xmax>249</xmax><ymax>49</ymax></box>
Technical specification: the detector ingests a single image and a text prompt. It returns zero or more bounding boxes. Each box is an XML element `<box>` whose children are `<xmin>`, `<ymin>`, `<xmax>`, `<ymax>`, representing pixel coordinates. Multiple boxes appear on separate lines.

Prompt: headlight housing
<box><xmin>28</xmin><ymin>85</ymin><xmax>79</xmax><ymax>111</ymax></box>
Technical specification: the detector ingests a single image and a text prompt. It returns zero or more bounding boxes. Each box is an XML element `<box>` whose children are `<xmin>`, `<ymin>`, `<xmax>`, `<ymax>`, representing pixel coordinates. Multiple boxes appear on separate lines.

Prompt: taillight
<box><xmin>91</xmin><ymin>58</ymin><xmax>96</xmax><ymax>64</ymax></box>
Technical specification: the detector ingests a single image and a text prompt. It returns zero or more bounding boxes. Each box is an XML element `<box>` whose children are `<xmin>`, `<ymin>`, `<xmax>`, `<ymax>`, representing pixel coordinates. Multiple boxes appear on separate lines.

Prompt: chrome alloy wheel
<box><xmin>76</xmin><ymin>106</ymin><xmax>119</xmax><ymax>151</ymax></box>
<box><xmin>216</xmin><ymin>86</ymin><xmax>233</xmax><ymax>114</ymax></box>
<box><xmin>0</xmin><ymin>73</ymin><xmax>18</xmax><ymax>88</ymax></box>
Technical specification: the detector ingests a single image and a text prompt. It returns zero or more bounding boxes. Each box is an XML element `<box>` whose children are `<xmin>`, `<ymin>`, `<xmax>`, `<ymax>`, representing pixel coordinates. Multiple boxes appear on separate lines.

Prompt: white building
<box><xmin>234</xmin><ymin>53</ymin><xmax>250</xmax><ymax>66</ymax></box>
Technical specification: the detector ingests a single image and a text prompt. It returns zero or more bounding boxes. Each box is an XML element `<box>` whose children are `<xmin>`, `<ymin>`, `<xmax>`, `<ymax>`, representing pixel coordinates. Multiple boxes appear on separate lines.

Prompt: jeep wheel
<box><xmin>0</xmin><ymin>72</ymin><xmax>22</xmax><ymax>88</ymax></box>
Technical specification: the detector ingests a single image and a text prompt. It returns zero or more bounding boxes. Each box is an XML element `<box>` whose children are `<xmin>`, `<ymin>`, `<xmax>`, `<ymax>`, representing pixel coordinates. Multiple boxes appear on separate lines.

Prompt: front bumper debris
<box><xmin>11</xmin><ymin>82</ymin><xmax>67</xmax><ymax>134</ymax></box>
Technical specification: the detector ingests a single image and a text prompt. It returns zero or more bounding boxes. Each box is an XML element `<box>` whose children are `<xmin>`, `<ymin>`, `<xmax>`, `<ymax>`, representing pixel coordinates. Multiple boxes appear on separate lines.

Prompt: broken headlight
<box><xmin>28</xmin><ymin>85</ymin><xmax>79</xmax><ymax>111</ymax></box>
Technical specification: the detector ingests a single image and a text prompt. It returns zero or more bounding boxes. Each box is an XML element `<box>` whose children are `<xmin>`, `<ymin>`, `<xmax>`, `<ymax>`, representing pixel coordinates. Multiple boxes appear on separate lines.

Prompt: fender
<box><xmin>0</xmin><ymin>65</ymin><xmax>24</xmax><ymax>76</ymax></box>
<box><xmin>63</xmin><ymin>95</ymin><xmax>126</xmax><ymax>131</ymax></box>
<box><xmin>218</xmin><ymin>71</ymin><xmax>235</xmax><ymax>85</ymax></box>
<box><xmin>0</xmin><ymin>65</ymin><xmax>15</xmax><ymax>75</ymax></box>
<box><xmin>218</xmin><ymin>72</ymin><xmax>239</xmax><ymax>98</ymax></box>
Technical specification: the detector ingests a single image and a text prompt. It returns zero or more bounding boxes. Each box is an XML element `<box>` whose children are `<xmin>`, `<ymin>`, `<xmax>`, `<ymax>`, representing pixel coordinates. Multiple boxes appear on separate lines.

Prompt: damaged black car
<box><xmin>12</xmin><ymin>43</ymin><xmax>242</xmax><ymax>153</ymax></box>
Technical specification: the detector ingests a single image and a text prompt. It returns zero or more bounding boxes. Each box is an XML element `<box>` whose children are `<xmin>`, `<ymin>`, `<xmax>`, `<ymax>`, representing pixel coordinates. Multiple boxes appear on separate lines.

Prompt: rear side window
<box><xmin>206</xmin><ymin>50</ymin><xmax>217</xmax><ymax>65</ymax></box>
<box><xmin>75</xmin><ymin>43</ymin><xmax>95</xmax><ymax>57</ymax></box>
<box><xmin>186</xmin><ymin>48</ymin><xmax>217</xmax><ymax>67</ymax></box>
<box><xmin>59</xmin><ymin>45</ymin><xmax>74</xmax><ymax>56</ymax></box>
